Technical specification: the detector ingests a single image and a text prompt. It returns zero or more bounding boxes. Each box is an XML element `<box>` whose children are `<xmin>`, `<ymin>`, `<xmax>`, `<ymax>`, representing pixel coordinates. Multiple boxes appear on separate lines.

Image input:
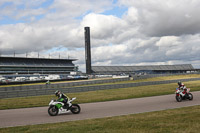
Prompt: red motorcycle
<box><xmin>175</xmin><ymin>88</ymin><xmax>193</xmax><ymax>102</ymax></box>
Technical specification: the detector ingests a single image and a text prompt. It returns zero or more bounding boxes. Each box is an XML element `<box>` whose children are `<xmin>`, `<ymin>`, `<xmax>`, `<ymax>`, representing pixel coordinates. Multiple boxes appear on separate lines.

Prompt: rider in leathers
<box><xmin>177</xmin><ymin>81</ymin><xmax>187</xmax><ymax>96</ymax></box>
<box><xmin>55</xmin><ymin>90</ymin><xmax>72</xmax><ymax>107</ymax></box>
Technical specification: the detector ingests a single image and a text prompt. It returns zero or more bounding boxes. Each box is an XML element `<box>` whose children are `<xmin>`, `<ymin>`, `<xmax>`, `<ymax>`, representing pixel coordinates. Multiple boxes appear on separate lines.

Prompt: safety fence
<box><xmin>0</xmin><ymin>77</ymin><xmax>200</xmax><ymax>99</ymax></box>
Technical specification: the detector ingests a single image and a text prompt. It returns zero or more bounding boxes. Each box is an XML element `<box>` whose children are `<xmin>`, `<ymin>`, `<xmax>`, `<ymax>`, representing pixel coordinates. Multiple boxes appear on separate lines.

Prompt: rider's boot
<box><xmin>63</xmin><ymin>102</ymin><xmax>68</xmax><ymax>109</ymax></box>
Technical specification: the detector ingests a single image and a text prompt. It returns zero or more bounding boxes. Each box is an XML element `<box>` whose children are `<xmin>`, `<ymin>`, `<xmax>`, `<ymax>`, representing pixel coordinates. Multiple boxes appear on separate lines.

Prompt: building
<box><xmin>0</xmin><ymin>57</ymin><xmax>78</xmax><ymax>75</ymax></box>
<box><xmin>91</xmin><ymin>64</ymin><xmax>195</xmax><ymax>75</ymax></box>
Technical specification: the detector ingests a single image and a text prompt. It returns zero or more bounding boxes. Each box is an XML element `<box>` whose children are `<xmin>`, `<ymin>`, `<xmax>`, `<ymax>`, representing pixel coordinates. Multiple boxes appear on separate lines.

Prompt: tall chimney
<box><xmin>84</xmin><ymin>27</ymin><xmax>92</xmax><ymax>74</ymax></box>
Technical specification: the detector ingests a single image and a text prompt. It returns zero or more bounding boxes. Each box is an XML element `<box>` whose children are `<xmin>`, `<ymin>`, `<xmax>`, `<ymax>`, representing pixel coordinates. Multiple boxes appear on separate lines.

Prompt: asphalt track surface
<box><xmin>0</xmin><ymin>91</ymin><xmax>200</xmax><ymax>128</ymax></box>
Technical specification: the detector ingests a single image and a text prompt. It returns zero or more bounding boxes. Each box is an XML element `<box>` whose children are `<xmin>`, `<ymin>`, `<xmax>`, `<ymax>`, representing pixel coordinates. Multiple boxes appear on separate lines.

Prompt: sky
<box><xmin>0</xmin><ymin>0</ymin><xmax>200</xmax><ymax>72</ymax></box>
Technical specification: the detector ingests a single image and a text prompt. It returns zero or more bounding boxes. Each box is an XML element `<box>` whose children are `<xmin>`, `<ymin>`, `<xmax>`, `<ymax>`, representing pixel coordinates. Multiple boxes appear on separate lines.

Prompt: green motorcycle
<box><xmin>48</xmin><ymin>97</ymin><xmax>81</xmax><ymax>116</ymax></box>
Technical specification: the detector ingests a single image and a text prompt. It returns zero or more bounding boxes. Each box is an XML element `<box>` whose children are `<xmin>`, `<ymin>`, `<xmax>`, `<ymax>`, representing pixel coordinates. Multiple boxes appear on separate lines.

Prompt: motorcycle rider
<box><xmin>177</xmin><ymin>81</ymin><xmax>187</xmax><ymax>96</ymax></box>
<box><xmin>55</xmin><ymin>90</ymin><xmax>72</xmax><ymax>108</ymax></box>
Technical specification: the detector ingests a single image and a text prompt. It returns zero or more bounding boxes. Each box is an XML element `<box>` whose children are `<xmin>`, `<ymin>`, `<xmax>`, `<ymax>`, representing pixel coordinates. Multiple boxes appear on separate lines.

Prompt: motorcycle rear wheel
<box><xmin>188</xmin><ymin>93</ymin><xmax>193</xmax><ymax>100</ymax></box>
<box><xmin>48</xmin><ymin>106</ymin><xmax>59</xmax><ymax>116</ymax></box>
<box><xmin>70</xmin><ymin>104</ymin><xmax>81</xmax><ymax>114</ymax></box>
<box><xmin>176</xmin><ymin>95</ymin><xmax>182</xmax><ymax>102</ymax></box>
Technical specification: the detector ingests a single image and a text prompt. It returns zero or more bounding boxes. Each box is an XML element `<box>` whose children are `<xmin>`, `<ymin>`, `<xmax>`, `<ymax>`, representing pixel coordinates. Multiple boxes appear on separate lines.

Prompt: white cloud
<box><xmin>123</xmin><ymin>7</ymin><xmax>138</xmax><ymax>24</ymax></box>
<box><xmin>119</xmin><ymin>0</ymin><xmax>200</xmax><ymax>36</ymax></box>
<box><xmin>81</xmin><ymin>13</ymin><xmax>128</xmax><ymax>44</ymax></box>
<box><xmin>0</xmin><ymin>0</ymin><xmax>47</xmax><ymax>20</ymax></box>
<box><xmin>156</xmin><ymin>36</ymin><xmax>179</xmax><ymax>47</ymax></box>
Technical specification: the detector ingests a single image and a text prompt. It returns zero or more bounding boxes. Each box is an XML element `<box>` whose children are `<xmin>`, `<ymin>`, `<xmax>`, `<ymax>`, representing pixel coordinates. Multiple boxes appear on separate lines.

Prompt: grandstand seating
<box><xmin>92</xmin><ymin>64</ymin><xmax>195</xmax><ymax>75</ymax></box>
<box><xmin>0</xmin><ymin>57</ymin><xmax>77</xmax><ymax>74</ymax></box>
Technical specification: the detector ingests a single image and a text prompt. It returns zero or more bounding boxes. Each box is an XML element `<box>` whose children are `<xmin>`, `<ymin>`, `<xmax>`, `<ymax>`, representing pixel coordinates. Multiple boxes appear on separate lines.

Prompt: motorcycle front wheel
<box><xmin>188</xmin><ymin>93</ymin><xmax>193</xmax><ymax>100</ymax></box>
<box><xmin>70</xmin><ymin>104</ymin><xmax>81</xmax><ymax>114</ymax></box>
<box><xmin>176</xmin><ymin>95</ymin><xmax>182</xmax><ymax>102</ymax></box>
<box><xmin>48</xmin><ymin>106</ymin><xmax>59</xmax><ymax>116</ymax></box>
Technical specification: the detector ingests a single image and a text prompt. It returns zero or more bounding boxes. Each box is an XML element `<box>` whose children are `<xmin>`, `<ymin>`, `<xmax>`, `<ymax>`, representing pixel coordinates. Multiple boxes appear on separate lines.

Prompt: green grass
<box><xmin>1</xmin><ymin>105</ymin><xmax>200</xmax><ymax>133</ymax></box>
<box><xmin>1</xmin><ymin>80</ymin><xmax>200</xmax><ymax>110</ymax></box>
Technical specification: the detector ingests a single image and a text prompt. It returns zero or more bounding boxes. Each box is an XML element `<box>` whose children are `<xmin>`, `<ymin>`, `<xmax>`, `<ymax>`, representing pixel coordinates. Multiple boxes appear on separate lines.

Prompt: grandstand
<box><xmin>0</xmin><ymin>57</ymin><xmax>78</xmax><ymax>75</ymax></box>
<box><xmin>91</xmin><ymin>64</ymin><xmax>195</xmax><ymax>75</ymax></box>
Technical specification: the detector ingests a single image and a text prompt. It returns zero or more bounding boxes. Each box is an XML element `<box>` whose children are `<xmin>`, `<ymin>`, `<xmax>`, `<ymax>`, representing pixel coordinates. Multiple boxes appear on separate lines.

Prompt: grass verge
<box><xmin>0</xmin><ymin>105</ymin><xmax>200</xmax><ymax>133</ymax></box>
<box><xmin>1</xmin><ymin>80</ymin><xmax>200</xmax><ymax>110</ymax></box>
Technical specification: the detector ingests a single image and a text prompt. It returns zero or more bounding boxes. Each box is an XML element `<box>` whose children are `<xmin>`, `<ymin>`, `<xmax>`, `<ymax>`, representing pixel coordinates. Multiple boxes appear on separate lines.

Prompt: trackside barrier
<box><xmin>0</xmin><ymin>77</ymin><xmax>129</xmax><ymax>92</ymax></box>
<box><xmin>0</xmin><ymin>77</ymin><xmax>200</xmax><ymax>99</ymax></box>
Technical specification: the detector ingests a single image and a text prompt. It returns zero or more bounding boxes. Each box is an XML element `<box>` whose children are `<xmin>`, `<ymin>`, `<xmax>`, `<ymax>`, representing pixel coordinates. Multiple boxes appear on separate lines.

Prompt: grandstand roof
<box><xmin>0</xmin><ymin>56</ymin><xmax>77</xmax><ymax>61</ymax></box>
<box><xmin>92</xmin><ymin>64</ymin><xmax>194</xmax><ymax>72</ymax></box>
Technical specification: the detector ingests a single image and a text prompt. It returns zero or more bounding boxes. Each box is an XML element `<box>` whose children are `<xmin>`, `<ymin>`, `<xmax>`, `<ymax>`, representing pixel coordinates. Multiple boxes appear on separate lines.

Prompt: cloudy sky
<box><xmin>0</xmin><ymin>0</ymin><xmax>200</xmax><ymax>72</ymax></box>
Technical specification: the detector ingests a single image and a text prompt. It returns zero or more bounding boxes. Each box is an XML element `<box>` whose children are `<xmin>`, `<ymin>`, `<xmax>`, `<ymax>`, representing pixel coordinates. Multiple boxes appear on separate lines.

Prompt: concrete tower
<box><xmin>84</xmin><ymin>27</ymin><xmax>92</xmax><ymax>74</ymax></box>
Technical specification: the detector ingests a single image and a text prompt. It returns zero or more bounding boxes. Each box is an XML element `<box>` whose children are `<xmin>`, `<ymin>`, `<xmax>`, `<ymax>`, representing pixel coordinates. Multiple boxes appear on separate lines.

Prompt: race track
<box><xmin>0</xmin><ymin>91</ymin><xmax>200</xmax><ymax>128</ymax></box>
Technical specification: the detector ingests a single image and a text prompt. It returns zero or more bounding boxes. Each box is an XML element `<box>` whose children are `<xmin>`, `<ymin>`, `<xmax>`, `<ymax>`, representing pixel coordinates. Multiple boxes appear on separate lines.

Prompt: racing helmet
<box><xmin>178</xmin><ymin>81</ymin><xmax>182</xmax><ymax>86</ymax></box>
<box><xmin>55</xmin><ymin>90</ymin><xmax>60</xmax><ymax>97</ymax></box>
